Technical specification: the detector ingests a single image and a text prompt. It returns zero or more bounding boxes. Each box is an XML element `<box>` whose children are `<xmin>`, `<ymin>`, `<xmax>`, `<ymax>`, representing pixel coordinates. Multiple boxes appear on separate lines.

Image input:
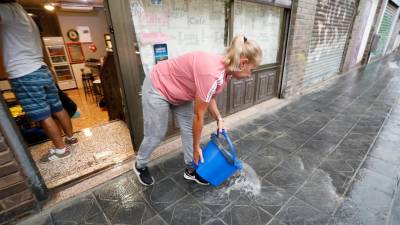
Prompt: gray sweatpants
<box><xmin>136</xmin><ymin>76</ymin><xmax>194</xmax><ymax>169</ymax></box>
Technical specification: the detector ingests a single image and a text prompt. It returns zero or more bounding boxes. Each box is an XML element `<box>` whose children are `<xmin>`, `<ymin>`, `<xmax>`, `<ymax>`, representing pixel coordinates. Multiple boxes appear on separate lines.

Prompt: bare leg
<box><xmin>52</xmin><ymin>109</ymin><xmax>73</xmax><ymax>137</ymax></box>
<box><xmin>40</xmin><ymin>117</ymin><xmax>65</xmax><ymax>149</ymax></box>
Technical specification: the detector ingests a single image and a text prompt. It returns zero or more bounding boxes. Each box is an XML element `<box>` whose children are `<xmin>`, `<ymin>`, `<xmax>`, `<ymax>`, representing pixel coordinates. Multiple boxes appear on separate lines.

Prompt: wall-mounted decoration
<box><xmin>104</xmin><ymin>34</ymin><xmax>113</xmax><ymax>51</ymax></box>
<box><xmin>66</xmin><ymin>42</ymin><xmax>85</xmax><ymax>63</ymax></box>
<box><xmin>67</xmin><ymin>29</ymin><xmax>79</xmax><ymax>42</ymax></box>
<box><xmin>76</xmin><ymin>26</ymin><xmax>92</xmax><ymax>43</ymax></box>
<box><xmin>153</xmin><ymin>43</ymin><xmax>168</xmax><ymax>64</ymax></box>
<box><xmin>89</xmin><ymin>43</ymin><xmax>97</xmax><ymax>53</ymax></box>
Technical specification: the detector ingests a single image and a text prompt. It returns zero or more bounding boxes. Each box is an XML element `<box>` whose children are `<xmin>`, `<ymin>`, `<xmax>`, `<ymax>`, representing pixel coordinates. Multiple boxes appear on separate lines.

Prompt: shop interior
<box><xmin>0</xmin><ymin>0</ymin><xmax>134</xmax><ymax>189</ymax></box>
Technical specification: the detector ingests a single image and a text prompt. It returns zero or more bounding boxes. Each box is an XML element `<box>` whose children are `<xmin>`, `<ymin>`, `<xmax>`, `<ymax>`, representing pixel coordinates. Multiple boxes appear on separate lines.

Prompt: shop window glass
<box><xmin>233</xmin><ymin>1</ymin><xmax>283</xmax><ymax>65</ymax></box>
<box><xmin>130</xmin><ymin>0</ymin><xmax>226</xmax><ymax>76</ymax></box>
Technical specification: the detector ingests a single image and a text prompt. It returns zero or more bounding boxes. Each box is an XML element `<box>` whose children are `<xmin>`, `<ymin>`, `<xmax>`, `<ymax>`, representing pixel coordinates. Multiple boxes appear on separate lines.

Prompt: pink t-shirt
<box><xmin>151</xmin><ymin>51</ymin><xmax>230</xmax><ymax>105</ymax></box>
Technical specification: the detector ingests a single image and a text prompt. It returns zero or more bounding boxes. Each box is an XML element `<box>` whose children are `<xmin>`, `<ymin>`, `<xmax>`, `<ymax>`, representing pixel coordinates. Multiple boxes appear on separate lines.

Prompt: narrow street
<box><xmin>18</xmin><ymin>54</ymin><xmax>400</xmax><ymax>225</ymax></box>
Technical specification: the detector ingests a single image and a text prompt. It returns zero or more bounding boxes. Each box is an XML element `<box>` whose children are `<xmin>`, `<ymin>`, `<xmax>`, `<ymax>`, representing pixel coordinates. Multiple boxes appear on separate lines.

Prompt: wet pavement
<box><xmin>18</xmin><ymin>55</ymin><xmax>400</xmax><ymax>225</ymax></box>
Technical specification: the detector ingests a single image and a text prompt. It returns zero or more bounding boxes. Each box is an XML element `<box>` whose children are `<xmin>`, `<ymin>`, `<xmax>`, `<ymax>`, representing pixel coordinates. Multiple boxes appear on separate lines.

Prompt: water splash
<box><xmin>223</xmin><ymin>162</ymin><xmax>261</xmax><ymax>197</ymax></box>
<box><xmin>199</xmin><ymin>162</ymin><xmax>261</xmax><ymax>206</ymax></box>
<box><xmin>388</xmin><ymin>61</ymin><xmax>400</xmax><ymax>69</ymax></box>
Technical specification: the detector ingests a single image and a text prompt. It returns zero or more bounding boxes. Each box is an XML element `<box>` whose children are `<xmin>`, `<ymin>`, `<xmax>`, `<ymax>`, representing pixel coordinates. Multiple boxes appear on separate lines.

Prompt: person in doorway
<box><xmin>0</xmin><ymin>1</ymin><xmax>78</xmax><ymax>163</ymax></box>
<box><xmin>134</xmin><ymin>35</ymin><xmax>262</xmax><ymax>186</ymax></box>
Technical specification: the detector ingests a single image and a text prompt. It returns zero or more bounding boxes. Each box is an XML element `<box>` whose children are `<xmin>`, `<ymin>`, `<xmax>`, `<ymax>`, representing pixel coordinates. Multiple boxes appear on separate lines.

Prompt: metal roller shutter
<box><xmin>303</xmin><ymin>0</ymin><xmax>356</xmax><ymax>88</ymax></box>
<box><xmin>371</xmin><ymin>1</ymin><xmax>398</xmax><ymax>58</ymax></box>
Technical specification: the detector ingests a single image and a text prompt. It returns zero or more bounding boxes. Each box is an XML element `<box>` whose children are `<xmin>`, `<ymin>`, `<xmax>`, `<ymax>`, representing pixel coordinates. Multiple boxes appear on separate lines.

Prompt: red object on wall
<box><xmin>89</xmin><ymin>43</ymin><xmax>97</xmax><ymax>53</ymax></box>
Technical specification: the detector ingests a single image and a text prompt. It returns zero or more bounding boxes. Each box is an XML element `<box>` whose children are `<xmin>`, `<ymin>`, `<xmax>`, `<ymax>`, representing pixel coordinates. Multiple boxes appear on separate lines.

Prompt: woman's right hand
<box><xmin>193</xmin><ymin>145</ymin><xmax>204</xmax><ymax>165</ymax></box>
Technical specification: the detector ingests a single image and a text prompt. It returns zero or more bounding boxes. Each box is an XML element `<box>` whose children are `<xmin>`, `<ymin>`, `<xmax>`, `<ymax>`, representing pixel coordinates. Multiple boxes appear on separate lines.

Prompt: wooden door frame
<box><xmin>227</xmin><ymin>1</ymin><xmax>291</xmax><ymax>112</ymax></box>
<box><xmin>276</xmin><ymin>8</ymin><xmax>291</xmax><ymax>98</ymax></box>
<box><xmin>104</xmin><ymin>0</ymin><xmax>145</xmax><ymax>149</ymax></box>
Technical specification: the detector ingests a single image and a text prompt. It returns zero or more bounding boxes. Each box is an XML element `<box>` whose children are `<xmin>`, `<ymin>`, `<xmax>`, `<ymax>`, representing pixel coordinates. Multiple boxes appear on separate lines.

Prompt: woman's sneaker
<box><xmin>183</xmin><ymin>168</ymin><xmax>209</xmax><ymax>185</ymax></box>
<box><xmin>133</xmin><ymin>162</ymin><xmax>155</xmax><ymax>186</ymax></box>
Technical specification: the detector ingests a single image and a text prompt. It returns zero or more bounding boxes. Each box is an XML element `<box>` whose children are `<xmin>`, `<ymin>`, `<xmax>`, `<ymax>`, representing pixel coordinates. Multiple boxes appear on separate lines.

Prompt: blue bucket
<box><xmin>193</xmin><ymin>129</ymin><xmax>242</xmax><ymax>186</ymax></box>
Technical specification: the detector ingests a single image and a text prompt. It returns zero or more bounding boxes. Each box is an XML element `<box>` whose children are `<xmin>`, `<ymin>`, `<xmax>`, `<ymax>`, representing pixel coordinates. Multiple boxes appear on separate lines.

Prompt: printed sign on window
<box><xmin>153</xmin><ymin>43</ymin><xmax>168</xmax><ymax>64</ymax></box>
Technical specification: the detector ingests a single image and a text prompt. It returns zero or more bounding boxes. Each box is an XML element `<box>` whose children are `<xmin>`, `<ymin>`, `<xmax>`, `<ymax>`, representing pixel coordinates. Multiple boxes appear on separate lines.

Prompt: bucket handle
<box><xmin>216</xmin><ymin>129</ymin><xmax>236</xmax><ymax>162</ymax></box>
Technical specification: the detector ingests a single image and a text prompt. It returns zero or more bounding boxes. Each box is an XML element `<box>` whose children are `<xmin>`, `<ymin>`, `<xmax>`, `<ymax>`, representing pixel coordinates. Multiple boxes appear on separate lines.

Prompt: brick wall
<box><xmin>281</xmin><ymin>0</ymin><xmax>318</xmax><ymax>97</ymax></box>
<box><xmin>0</xmin><ymin>133</ymin><xmax>38</xmax><ymax>224</ymax></box>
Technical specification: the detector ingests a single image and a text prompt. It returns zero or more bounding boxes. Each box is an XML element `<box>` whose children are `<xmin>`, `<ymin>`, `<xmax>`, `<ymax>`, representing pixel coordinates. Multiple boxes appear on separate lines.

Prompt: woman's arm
<box><xmin>208</xmin><ymin>97</ymin><xmax>225</xmax><ymax>132</ymax></box>
<box><xmin>193</xmin><ymin>95</ymin><xmax>208</xmax><ymax>165</ymax></box>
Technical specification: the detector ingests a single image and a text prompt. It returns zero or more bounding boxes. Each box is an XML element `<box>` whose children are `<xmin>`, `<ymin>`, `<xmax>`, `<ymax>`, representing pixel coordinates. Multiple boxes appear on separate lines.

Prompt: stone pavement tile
<box><xmin>233</xmin><ymin>179</ymin><xmax>292</xmax><ymax>216</ymax></box>
<box><xmin>351</xmin><ymin>119</ymin><xmax>384</xmax><ymax>135</ymax></box>
<box><xmin>295</xmin><ymin>169</ymin><xmax>343</xmax><ymax>214</ymax></box>
<box><xmin>292</xmin><ymin>118</ymin><xmax>326</xmax><ymax>136</ymax></box>
<box><xmin>51</xmin><ymin>195</ymin><xmax>108</xmax><ymax>225</ymax></box>
<box><xmin>18</xmin><ymin>214</ymin><xmax>53</xmax><ymax>225</ymax></box>
<box><xmin>243</xmin><ymin>146</ymin><xmax>287</xmax><ymax>178</ymax></box>
<box><xmin>237</xmin><ymin>115</ymin><xmax>279</xmax><ymax>135</ymax></box>
<box><xmin>329</xmin><ymin>199</ymin><xmax>387</xmax><ymax>225</ymax></box>
<box><xmin>279</xmin><ymin>151</ymin><xmax>321</xmax><ymax>175</ymax></box>
<box><xmin>142</xmin><ymin>178</ymin><xmax>189</xmax><ymax>212</ymax></box>
<box><xmin>233</xmin><ymin>134</ymin><xmax>272</xmax><ymax>158</ymax></box>
<box><xmin>276</xmin><ymin>99</ymin><xmax>312</xmax><ymax>114</ymax></box>
<box><xmin>143</xmin><ymin>215</ymin><xmax>169</xmax><ymax>225</ymax></box>
<box><xmin>369</xmin><ymin>140</ymin><xmax>400</xmax><ymax>166</ymax></box>
<box><xmin>93</xmin><ymin>175</ymin><xmax>156</xmax><ymax>225</ymax></box>
<box><xmin>381</xmin><ymin>125</ymin><xmax>400</xmax><ymax>137</ymax></box>
<box><xmin>313</xmin><ymin>103</ymin><xmax>343</xmax><ymax>114</ymax></box>
<box><xmin>264</xmin><ymin>166</ymin><xmax>309</xmax><ymax>194</ymax></box>
<box><xmin>301</xmin><ymin>138</ymin><xmax>338</xmax><ymax>155</ymax></box>
<box><xmin>268</xmin><ymin>130</ymin><xmax>310</xmax><ymax>154</ymax></box>
<box><xmin>317</xmin><ymin>164</ymin><xmax>353</xmax><ymax>195</ymax></box>
<box><xmin>154</xmin><ymin>151</ymin><xmax>186</xmax><ymax>177</ymax></box>
<box><xmin>329</xmin><ymin>146</ymin><xmax>368</xmax><ymax>163</ymax></box>
<box><xmin>258</xmin><ymin>144</ymin><xmax>290</xmax><ymax>161</ymax></box>
<box><xmin>217</xmin><ymin>202</ymin><xmax>272</xmax><ymax>225</ymax></box>
<box><xmin>171</xmin><ymin>172</ymin><xmax>240</xmax><ymax>215</ymax></box>
<box><xmin>228</xmin><ymin>128</ymin><xmax>248</xmax><ymax>142</ymax></box>
<box><xmin>159</xmin><ymin>195</ymin><xmax>215</xmax><ymax>225</ymax></box>
<box><xmin>267</xmin><ymin>219</ymin><xmax>288</xmax><ymax>225</ymax></box>
<box><xmin>261</xmin><ymin>121</ymin><xmax>288</xmax><ymax>137</ymax></box>
<box><xmin>345</xmin><ymin>179</ymin><xmax>393</xmax><ymax>217</ymax></box>
<box><xmin>311</xmin><ymin>129</ymin><xmax>343</xmax><ymax>146</ymax></box>
<box><xmin>389</xmin><ymin>188</ymin><xmax>400</xmax><ymax>225</ymax></box>
<box><xmin>338</xmin><ymin>133</ymin><xmax>376</xmax><ymax>152</ymax></box>
<box><xmin>275</xmin><ymin>113</ymin><xmax>308</xmax><ymax>129</ymax></box>
<box><xmin>252</xmin><ymin>114</ymin><xmax>280</xmax><ymax>126</ymax></box>
<box><xmin>329</xmin><ymin>96</ymin><xmax>355</xmax><ymax>110</ymax></box>
<box><xmin>361</xmin><ymin>156</ymin><xmax>399</xmax><ymax>179</ymax></box>
<box><xmin>275</xmin><ymin>197</ymin><xmax>330</xmax><ymax>225</ymax></box>
<box><xmin>319</xmin><ymin>155</ymin><xmax>362</xmax><ymax>179</ymax></box>
<box><xmin>354</xmin><ymin>168</ymin><xmax>397</xmax><ymax>196</ymax></box>
<box><xmin>204</xmin><ymin>218</ymin><xmax>228</xmax><ymax>225</ymax></box>
<box><xmin>251</xmin><ymin>128</ymin><xmax>281</xmax><ymax>145</ymax></box>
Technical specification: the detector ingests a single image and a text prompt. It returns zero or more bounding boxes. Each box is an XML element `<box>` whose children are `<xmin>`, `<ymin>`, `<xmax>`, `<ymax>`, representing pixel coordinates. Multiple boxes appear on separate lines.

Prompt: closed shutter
<box><xmin>303</xmin><ymin>0</ymin><xmax>356</xmax><ymax>88</ymax></box>
<box><xmin>371</xmin><ymin>1</ymin><xmax>398</xmax><ymax>58</ymax></box>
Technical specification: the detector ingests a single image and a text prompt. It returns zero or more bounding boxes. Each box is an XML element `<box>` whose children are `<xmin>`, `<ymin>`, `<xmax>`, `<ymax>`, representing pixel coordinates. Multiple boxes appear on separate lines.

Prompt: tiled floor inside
<box><xmin>19</xmin><ymin>55</ymin><xmax>400</xmax><ymax>225</ymax></box>
<box><xmin>29</xmin><ymin>121</ymin><xmax>134</xmax><ymax>188</ymax></box>
<box><xmin>65</xmin><ymin>88</ymin><xmax>109</xmax><ymax>132</ymax></box>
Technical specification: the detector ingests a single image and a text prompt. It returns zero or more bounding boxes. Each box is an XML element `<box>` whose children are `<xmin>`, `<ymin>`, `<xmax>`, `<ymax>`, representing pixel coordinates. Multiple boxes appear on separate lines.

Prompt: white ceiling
<box><xmin>18</xmin><ymin>0</ymin><xmax>104</xmax><ymax>7</ymax></box>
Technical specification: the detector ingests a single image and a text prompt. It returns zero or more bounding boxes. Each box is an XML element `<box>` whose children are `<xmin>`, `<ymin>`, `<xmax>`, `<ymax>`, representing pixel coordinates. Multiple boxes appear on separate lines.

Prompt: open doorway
<box><xmin>0</xmin><ymin>0</ymin><xmax>135</xmax><ymax>189</ymax></box>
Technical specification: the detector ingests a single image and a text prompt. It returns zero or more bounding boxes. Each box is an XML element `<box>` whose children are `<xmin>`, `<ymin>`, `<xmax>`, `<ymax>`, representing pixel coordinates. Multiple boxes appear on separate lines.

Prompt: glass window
<box><xmin>130</xmin><ymin>0</ymin><xmax>226</xmax><ymax>76</ymax></box>
<box><xmin>233</xmin><ymin>1</ymin><xmax>284</xmax><ymax>65</ymax></box>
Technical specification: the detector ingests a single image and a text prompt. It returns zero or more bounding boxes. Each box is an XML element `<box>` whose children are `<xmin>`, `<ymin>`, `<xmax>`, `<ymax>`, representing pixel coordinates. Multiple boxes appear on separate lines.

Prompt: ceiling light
<box><xmin>44</xmin><ymin>3</ymin><xmax>55</xmax><ymax>11</ymax></box>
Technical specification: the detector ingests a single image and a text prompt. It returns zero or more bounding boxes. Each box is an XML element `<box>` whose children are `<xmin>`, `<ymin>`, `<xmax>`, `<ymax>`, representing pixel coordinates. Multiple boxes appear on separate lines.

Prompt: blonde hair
<box><xmin>224</xmin><ymin>35</ymin><xmax>262</xmax><ymax>72</ymax></box>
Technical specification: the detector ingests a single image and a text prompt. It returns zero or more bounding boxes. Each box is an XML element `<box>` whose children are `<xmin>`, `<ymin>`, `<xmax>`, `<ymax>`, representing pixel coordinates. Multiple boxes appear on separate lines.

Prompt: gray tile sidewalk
<box><xmin>18</xmin><ymin>55</ymin><xmax>400</xmax><ymax>225</ymax></box>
